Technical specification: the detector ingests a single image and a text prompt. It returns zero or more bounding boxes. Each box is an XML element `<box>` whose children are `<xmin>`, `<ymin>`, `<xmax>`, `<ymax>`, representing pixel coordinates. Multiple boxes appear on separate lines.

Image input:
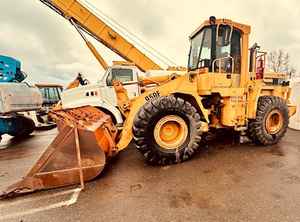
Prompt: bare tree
<box><xmin>267</xmin><ymin>49</ymin><xmax>297</xmax><ymax>78</ymax></box>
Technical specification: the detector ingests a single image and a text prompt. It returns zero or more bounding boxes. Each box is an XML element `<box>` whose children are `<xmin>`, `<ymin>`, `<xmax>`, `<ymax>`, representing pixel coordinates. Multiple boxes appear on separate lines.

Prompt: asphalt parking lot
<box><xmin>0</xmin><ymin>129</ymin><xmax>299</xmax><ymax>222</ymax></box>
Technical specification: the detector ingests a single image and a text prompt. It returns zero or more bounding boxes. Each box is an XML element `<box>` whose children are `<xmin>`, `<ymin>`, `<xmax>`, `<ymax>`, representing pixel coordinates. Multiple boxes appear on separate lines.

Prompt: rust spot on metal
<box><xmin>0</xmin><ymin>106</ymin><xmax>118</xmax><ymax>199</ymax></box>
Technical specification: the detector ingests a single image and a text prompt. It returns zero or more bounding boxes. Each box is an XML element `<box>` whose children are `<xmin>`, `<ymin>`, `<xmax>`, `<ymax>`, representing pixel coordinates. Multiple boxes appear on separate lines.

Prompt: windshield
<box><xmin>106</xmin><ymin>68</ymin><xmax>133</xmax><ymax>86</ymax></box>
<box><xmin>98</xmin><ymin>68</ymin><xmax>111</xmax><ymax>85</ymax></box>
<box><xmin>188</xmin><ymin>27</ymin><xmax>212</xmax><ymax>70</ymax></box>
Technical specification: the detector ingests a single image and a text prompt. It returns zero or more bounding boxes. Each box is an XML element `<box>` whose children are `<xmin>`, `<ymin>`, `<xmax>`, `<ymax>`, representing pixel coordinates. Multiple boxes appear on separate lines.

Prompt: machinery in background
<box><xmin>65</xmin><ymin>73</ymin><xmax>89</xmax><ymax>90</ymax></box>
<box><xmin>0</xmin><ymin>55</ymin><xmax>43</xmax><ymax>140</ymax></box>
<box><xmin>35</xmin><ymin>83</ymin><xmax>63</xmax><ymax>128</ymax></box>
<box><xmin>0</xmin><ymin>55</ymin><xmax>62</xmax><ymax>139</ymax></box>
<box><xmin>36</xmin><ymin>83</ymin><xmax>63</xmax><ymax>107</ymax></box>
<box><xmin>0</xmin><ymin>14</ymin><xmax>296</xmax><ymax>199</ymax></box>
<box><xmin>61</xmin><ymin>62</ymin><xmax>183</xmax><ymax>126</ymax></box>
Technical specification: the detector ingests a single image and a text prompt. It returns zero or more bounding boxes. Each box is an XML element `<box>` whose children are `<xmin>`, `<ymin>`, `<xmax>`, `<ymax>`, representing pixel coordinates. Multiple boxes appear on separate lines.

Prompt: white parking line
<box><xmin>0</xmin><ymin>188</ymin><xmax>80</xmax><ymax>209</ymax></box>
<box><xmin>0</xmin><ymin>188</ymin><xmax>82</xmax><ymax>221</ymax></box>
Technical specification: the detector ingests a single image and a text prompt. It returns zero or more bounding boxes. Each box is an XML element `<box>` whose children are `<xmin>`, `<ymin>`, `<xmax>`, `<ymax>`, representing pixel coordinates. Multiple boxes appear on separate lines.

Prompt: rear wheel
<box><xmin>133</xmin><ymin>96</ymin><xmax>202</xmax><ymax>165</ymax></box>
<box><xmin>17</xmin><ymin>116</ymin><xmax>35</xmax><ymax>137</ymax></box>
<box><xmin>248</xmin><ymin>96</ymin><xmax>289</xmax><ymax>145</ymax></box>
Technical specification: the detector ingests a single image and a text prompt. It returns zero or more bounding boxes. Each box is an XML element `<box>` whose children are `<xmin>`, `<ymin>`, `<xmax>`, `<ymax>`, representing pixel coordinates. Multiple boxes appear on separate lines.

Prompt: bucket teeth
<box><xmin>0</xmin><ymin>106</ymin><xmax>118</xmax><ymax>199</ymax></box>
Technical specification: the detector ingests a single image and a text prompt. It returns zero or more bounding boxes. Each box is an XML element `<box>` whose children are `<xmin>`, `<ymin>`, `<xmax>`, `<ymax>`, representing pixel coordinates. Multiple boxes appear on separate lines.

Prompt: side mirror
<box><xmin>217</xmin><ymin>25</ymin><xmax>233</xmax><ymax>46</ymax></box>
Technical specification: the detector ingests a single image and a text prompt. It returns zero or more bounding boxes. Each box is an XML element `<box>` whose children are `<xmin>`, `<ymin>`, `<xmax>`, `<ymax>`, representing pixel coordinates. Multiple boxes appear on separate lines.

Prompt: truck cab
<box><xmin>35</xmin><ymin>84</ymin><xmax>63</xmax><ymax>109</ymax></box>
<box><xmin>61</xmin><ymin>63</ymin><xmax>141</xmax><ymax>125</ymax></box>
<box><xmin>103</xmin><ymin>62</ymin><xmax>140</xmax><ymax>99</ymax></box>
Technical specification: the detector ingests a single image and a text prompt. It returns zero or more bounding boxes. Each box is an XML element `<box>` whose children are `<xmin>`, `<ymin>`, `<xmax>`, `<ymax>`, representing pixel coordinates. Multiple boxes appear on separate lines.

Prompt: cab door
<box><xmin>213</xmin><ymin>25</ymin><xmax>242</xmax><ymax>88</ymax></box>
<box><xmin>214</xmin><ymin>26</ymin><xmax>246</xmax><ymax>126</ymax></box>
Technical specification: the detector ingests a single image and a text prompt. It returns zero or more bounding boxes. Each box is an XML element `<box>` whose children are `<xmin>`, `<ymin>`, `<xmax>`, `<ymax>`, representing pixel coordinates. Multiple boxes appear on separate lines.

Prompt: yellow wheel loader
<box><xmin>0</xmin><ymin>16</ymin><xmax>296</xmax><ymax>199</ymax></box>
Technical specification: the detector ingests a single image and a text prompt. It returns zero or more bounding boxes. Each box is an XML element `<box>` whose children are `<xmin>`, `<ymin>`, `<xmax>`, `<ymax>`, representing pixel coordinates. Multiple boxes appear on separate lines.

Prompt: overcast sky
<box><xmin>0</xmin><ymin>0</ymin><xmax>299</xmax><ymax>85</ymax></box>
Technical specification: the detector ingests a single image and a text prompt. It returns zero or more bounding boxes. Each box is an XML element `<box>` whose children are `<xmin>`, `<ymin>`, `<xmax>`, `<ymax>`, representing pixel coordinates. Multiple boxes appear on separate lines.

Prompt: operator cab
<box><xmin>188</xmin><ymin>16</ymin><xmax>242</xmax><ymax>75</ymax></box>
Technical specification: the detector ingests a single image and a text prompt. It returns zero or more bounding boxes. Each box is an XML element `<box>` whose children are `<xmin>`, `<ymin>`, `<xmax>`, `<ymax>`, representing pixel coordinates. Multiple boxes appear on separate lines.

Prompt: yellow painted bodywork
<box><xmin>66</xmin><ymin>79</ymin><xmax>81</xmax><ymax>90</ymax></box>
<box><xmin>139</xmin><ymin>74</ymin><xmax>182</xmax><ymax>86</ymax></box>
<box><xmin>116</xmin><ymin>18</ymin><xmax>296</xmax><ymax>150</ymax></box>
<box><xmin>85</xmin><ymin>41</ymin><xmax>108</xmax><ymax>70</ymax></box>
<box><xmin>153</xmin><ymin>115</ymin><xmax>188</xmax><ymax>150</ymax></box>
<box><xmin>246</xmin><ymin>80</ymin><xmax>294</xmax><ymax>119</ymax></box>
<box><xmin>116</xmin><ymin>75</ymin><xmax>209</xmax><ymax>150</ymax></box>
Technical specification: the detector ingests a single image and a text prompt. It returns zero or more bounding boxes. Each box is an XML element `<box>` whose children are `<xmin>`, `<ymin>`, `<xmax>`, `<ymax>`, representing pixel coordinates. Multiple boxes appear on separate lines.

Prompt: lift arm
<box><xmin>71</xmin><ymin>19</ymin><xmax>108</xmax><ymax>70</ymax></box>
<box><xmin>40</xmin><ymin>0</ymin><xmax>162</xmax><ymax>72</ymax></box>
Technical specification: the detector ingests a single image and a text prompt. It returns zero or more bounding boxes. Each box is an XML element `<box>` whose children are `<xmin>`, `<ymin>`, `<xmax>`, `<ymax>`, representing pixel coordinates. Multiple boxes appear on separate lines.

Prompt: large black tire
<box><xmin>133</xmin><ymin>96</ymin><xmax>202</xmax><ymax>165</ymax></box>
<box><xmin>248</xmin><ymin>96</ymin><xmax>289</xmax><ymax>145</ymax></box>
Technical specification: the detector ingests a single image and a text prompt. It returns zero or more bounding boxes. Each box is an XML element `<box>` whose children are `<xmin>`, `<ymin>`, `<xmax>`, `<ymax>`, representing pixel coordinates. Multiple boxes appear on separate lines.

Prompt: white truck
<box><xmin>61</xmin><ymin>64</ymin><xmax>138</xmax><ymax>125</ymax></box>
<box><xmin>61</xmin><ymin>63</ymin><xmax>183</xmax><ymax>126</ymax></box>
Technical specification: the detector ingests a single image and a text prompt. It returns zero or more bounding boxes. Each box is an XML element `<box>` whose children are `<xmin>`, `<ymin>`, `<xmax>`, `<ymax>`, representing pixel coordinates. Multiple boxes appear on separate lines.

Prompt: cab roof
<box><xmin>35</xmin><ymin>83</ymin><xmax>63</xmax><ymax>88</ymax></box>
<box><xmin>190</xmin><ymin>18</ymin><xmax>251</xmax><ymax>39</ymax></box>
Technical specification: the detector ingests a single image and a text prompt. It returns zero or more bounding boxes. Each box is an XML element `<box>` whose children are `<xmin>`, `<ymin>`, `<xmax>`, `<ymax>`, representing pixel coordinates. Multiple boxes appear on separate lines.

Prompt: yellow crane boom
<box><xmin>70</xmin><ymin>18</ymin><xmax>109</xmax><ymax>70</ymax></box>
<box><xmin>40</xmin><ymin>0</ymin><xmax>162</xmax><ymax>72</ymax></box>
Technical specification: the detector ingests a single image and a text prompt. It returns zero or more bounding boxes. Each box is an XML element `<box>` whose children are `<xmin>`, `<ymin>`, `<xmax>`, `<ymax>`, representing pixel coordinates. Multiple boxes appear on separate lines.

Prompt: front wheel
<box><xmin>133</xmin><ymin>96</ymin><xmax>203</xmax><ymax>165</ymax></box>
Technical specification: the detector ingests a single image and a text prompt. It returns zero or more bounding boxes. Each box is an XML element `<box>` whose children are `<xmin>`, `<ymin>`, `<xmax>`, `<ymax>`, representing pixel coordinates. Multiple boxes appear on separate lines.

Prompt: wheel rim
<box><xmin>154</xmin><ymin>115</ymin><xmax>188</xmax><ymax>150</ymax></box>
<box><xmin>265</xmin><ymin>109</ymin><xmax>284</xmax><ymax>134</ymax></box>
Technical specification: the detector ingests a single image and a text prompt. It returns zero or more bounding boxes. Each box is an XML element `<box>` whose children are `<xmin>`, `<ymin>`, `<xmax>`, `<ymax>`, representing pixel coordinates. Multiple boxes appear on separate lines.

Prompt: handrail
<box><xmin>212</xmin><ymin>56</ymin><xmax>235</xmax><ymax>74</ymax></box>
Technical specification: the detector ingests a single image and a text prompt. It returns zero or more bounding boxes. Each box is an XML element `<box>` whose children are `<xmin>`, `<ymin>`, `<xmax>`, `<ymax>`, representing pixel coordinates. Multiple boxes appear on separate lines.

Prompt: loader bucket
<box><xmin>0</xmin><ymin>106</ymin><xmax>118</xmax><ymax>199</ymax></box>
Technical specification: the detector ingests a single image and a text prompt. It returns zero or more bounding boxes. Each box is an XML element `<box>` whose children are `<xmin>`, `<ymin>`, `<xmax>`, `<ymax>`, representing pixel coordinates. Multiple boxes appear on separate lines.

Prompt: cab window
<box><xmin>216</xmin><ymin>25</ymin><xmax>241</xmax><ymax>74</ymax></box>
<box><xmin>106</xmin><ymin>69</ymin><xmax>133</xmax><ymax>86</ymax></box>
<box><xmin>39</xmin><ymin>88</ymin><xmax>47</xmax><ymax>99</ymax></box>
<box><xmin>39</xmin><ymin>87</ymin><xmax>61</xmax><ymax>104</ymax></box>
<box><xmin>231</xmin><ymin>29</ymin><xmax>241</xmax><ymax>74</ymax></box>
<box><xmin>48</xmin><ymin>87</ymin><xmax>60</xmax><ymax>101</ymax></box>
<box><xmin>188</xmin><ymin>27</ymin><xmax>212</xmax><ymax>70</ymax></box>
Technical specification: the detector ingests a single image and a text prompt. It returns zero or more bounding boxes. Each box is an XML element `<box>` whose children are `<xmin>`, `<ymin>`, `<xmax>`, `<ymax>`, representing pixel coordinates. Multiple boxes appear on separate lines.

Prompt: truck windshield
<box><xmin>106</xmin><ymin>68</ymin><xmax>133</xmax><ymax>86</ymax></box>
<box><xmin>188</xmin><ymin>27</ymin><xmax>212</xmax><ymax>70</ymax></box>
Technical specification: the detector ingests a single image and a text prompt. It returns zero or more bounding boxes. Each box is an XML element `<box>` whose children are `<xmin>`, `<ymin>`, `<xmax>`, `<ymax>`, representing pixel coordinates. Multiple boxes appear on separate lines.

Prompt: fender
<box><xmin>96</xmin><ymin>102</ymin><xmax>124</xmax><ymax>125</ymax></box>
<box><xmin>63</xmin><ymin>97</ymin><xmax>124</xmax><ymax>125</ymax></box>
<box><xmin>246</xmin><ymin>83</ymin><xmax>262</xmax><ymax>119</ymax></box>
<box><xmin>116</xmin><ymin>75</ymin><xmax>209</xmax><ymax>150</ymax></box>
<box><xmin>247</xmin><ymin>83</ymin><xmax>295</xmax><ymax>119</ymax></box>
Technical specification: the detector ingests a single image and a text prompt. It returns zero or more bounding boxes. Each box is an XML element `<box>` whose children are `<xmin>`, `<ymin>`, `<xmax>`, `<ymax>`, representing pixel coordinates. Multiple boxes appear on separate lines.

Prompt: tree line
<box><xmin>267</xmin><ymin>50</ymin><xmax>298</xmax><ymax>78</ymax></box>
